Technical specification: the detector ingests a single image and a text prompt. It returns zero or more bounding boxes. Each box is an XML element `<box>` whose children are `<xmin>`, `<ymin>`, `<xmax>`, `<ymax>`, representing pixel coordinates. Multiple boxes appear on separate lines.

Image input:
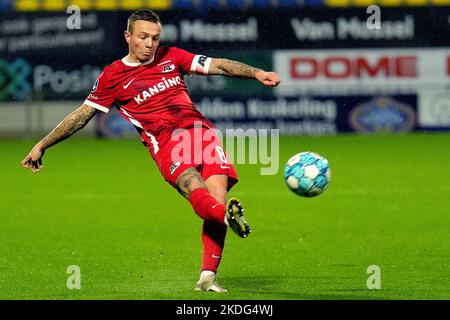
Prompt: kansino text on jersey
<box><xmin>134</xmin><ymin>76</ymin><xmax>181</xmax><ymax>104</ymax></box>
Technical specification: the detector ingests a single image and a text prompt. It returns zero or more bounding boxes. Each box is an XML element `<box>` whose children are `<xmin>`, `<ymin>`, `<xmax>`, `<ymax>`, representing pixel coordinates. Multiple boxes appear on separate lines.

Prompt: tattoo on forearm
<box><xmin>41</xmin><ymin>106</ymin><xmax>97</xmax><ymax>149</ymax></box>
<box><xmin>216</xmin><ymin>59</ymin><xmax>260</xmax><ymax>79</ymax></box>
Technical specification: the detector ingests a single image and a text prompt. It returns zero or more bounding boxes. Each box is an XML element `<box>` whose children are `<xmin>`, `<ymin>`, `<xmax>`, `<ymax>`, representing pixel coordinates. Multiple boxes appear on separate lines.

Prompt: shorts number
<box><xmin>215</xmin><ymin>146</ymin><xmax>227</xmax><ymax>164</ymax></box>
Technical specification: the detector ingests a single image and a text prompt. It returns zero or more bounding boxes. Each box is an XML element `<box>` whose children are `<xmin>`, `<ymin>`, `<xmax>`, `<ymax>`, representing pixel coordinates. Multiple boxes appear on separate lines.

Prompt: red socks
<box><xmin>189</xmin><ymin>188</ymin><xmax>228</xmax><ymax>273</ymax></box>
<box><xmin>201</xmin><ymin>221</ymin><xmax>227</xmax><ymax>273</ymax></box>
<box><xmin>189</xmin><ymin>188</ymin><xmax>226</xmax><ymax>226</ymax></box>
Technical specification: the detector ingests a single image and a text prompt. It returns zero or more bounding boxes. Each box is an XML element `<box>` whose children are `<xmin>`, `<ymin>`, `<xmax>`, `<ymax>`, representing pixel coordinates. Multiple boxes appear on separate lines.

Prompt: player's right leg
<box><xmin>204</xmin><ymin>174</ymin><xmax>251</xmax><ymax>239</ymax></box>
<box><xmin>176</xmin><ymin>168</ymin><xmax>251</xmax><ymax>238</ymax></box>
<box><xmin>176</xmin><ymin>167</ymin><xmax>228</xmax><ymax>226</ymax></box>
<box><xmin>225</xmin><ymin>197</ymin><xmax>251</xmax><ymax>239</ymax></box>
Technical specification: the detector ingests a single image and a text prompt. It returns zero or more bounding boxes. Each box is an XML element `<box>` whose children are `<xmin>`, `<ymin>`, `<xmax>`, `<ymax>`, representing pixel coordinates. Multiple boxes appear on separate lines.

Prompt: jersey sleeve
<box><xmin>172</xmin><ymin>47</ymin><xmax>212</xmax><ymax>76</ymax></box>
<box><xmin>83</xmin><ymin>69</ymin><xmax>116</xmax><ymax>113</ymax></box>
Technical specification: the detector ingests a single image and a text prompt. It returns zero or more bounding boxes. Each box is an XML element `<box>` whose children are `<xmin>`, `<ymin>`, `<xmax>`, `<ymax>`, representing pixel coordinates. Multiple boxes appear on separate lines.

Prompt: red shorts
<box><xmin>141</xmin><ymin>126</ymin><xmax>238</xmax><ymax>191</ymax></box>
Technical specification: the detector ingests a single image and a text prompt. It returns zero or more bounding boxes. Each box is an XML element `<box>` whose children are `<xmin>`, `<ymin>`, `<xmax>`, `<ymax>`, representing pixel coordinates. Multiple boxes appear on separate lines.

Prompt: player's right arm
<box><xmin>21</xmin><ymin>104</ymin><xmax>97</xmax><ymax>174</ymax></box>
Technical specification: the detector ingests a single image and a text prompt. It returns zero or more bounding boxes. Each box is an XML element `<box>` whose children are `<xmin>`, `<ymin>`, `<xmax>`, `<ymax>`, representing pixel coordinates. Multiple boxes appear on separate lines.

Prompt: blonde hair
<box><xmin>127</xmin><ymin>9</ymin><xmax>161</xmax><ymax>34</ymax></box>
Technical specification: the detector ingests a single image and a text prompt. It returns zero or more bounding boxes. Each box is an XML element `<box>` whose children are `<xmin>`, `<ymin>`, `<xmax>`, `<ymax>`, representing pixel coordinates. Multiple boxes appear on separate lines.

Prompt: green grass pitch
<box><xmin>1</xmin><ymin>133</ymin><xmax>449</xmax><ymax>300</ymax></box>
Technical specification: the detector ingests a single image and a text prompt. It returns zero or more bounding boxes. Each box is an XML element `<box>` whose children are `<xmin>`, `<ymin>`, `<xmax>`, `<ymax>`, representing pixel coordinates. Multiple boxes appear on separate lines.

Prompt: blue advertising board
<box><xmin>95</xmin><ymin>95</ymin><xmax>417</xmax><ymax>137</ymax></box>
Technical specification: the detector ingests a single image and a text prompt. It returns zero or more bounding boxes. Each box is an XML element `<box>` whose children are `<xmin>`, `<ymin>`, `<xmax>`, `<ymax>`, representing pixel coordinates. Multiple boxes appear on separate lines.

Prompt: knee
<box><xmin>176</xmin><ymin>167</ymin><xmax>207</xmax><ymax>198</ymax></box>
<box><xmin>205</xmin><ymin>176</ymin><xmax>229</xmax><ymax>204</ymax></box>
<box><xmin>208</xmin><ymin>186</ymin><xmax>227</xmax><ymax>205</ymax></box>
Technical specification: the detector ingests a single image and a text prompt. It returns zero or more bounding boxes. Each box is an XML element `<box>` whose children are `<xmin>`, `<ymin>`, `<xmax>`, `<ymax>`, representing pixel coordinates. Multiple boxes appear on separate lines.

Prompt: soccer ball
<box><xmin>284</xmin><ymin>151</ymin><xmax>331</xmax><ymax>197</ymax></box>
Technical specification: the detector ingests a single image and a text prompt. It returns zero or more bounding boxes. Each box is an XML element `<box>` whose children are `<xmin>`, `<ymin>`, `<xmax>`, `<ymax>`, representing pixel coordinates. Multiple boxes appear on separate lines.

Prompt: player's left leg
<box><xmin>195</xmin><ymin>174</ymin><xmax>229</xmax><ymax>292</ymax></box>
<box><xmin>173</xmin><ymin>168</ymin><xmax>228</xmax><ymax>291</ymax></box>
<box><xmin>200</xmin><ymin>174</ymin><xmax>228</xmax><ymax>272</ymax></box>
<box><xmin>194</xmin><ymin>174</ymin><xmax>251</xmax><ymax>292</ymax></box>
<box><xmin>200</xmin><ymin>173</ymin><xmax>249</xmax><ymax>273</ymax></box>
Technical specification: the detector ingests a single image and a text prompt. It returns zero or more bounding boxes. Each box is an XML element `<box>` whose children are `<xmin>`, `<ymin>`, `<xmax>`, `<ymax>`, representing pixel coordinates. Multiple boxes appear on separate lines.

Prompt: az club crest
<box><xmin>163</xmin><ymin>64</ymin><xmax>175</xmax><ymax>73</ymax></box>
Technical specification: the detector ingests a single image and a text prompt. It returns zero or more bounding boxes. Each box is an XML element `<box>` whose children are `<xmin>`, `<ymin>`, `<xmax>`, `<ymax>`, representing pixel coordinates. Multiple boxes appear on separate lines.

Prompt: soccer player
<box><xmin>21</xmin><ymin>9</ymin><xmax>280</xmax><ymax>292</ymax></box>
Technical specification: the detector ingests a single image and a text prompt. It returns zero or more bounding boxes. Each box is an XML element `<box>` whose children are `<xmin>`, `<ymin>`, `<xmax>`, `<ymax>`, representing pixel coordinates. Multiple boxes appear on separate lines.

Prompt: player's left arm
<box><xmin>208</xmin><ymin>58</ymin><xmax>281</xmax><ymax>87</ymax></box>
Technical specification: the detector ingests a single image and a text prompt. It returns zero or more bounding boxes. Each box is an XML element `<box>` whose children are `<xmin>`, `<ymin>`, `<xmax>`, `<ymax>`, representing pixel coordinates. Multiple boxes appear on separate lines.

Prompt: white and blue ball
<box><xmin>284</xmin><ymin>152</ymin><xmax>331</xmax><ymax>197</ymax></box>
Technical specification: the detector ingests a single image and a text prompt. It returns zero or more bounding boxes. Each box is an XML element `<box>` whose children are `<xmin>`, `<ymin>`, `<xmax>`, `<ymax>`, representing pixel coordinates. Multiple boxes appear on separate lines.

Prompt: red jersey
<box><xmin>84</xmin><ymin>46</ymin><xmax>214</xmax><ymax>145</ymax></box>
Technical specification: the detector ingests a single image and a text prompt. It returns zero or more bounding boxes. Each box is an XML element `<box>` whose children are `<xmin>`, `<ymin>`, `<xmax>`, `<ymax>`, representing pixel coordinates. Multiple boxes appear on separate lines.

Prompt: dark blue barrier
<box><xmin>1</xmin><ymin>8</ymin><xmax>449</xmax><ymax>60</ymax></box>
<box><xmin>0</xmin><ymin>0</ymin><xmax>13</xmax><ymax>11</ymax></box>
<box><xmin>95</xmin><ymin>95</ymin><xmax>418</xmax><ymax>137</ymax></box>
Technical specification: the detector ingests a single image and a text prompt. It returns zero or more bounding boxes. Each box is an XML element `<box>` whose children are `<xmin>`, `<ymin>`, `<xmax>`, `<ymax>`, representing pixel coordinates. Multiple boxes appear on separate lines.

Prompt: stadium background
<box><xmin>1</xmin><ymin>0</ymin><xmax>450</xmax><ymax>300</ymax></box>
<box><xmin>1</xmin><ymin>0</ymin><xmax>449</xmax><ymax>136</ymax></box>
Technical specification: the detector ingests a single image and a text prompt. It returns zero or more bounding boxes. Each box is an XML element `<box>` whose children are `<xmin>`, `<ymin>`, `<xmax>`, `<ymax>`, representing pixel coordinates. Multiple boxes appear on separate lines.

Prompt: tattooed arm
<box><xmin>21</xmin><ymin>104</ymin><xmax>98</xmax><ymax>174</ymax></box>
<box><xmin>208</xmin><ymin>58</ymin><xmax>281</xmax><ymax>87</ymax></box>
